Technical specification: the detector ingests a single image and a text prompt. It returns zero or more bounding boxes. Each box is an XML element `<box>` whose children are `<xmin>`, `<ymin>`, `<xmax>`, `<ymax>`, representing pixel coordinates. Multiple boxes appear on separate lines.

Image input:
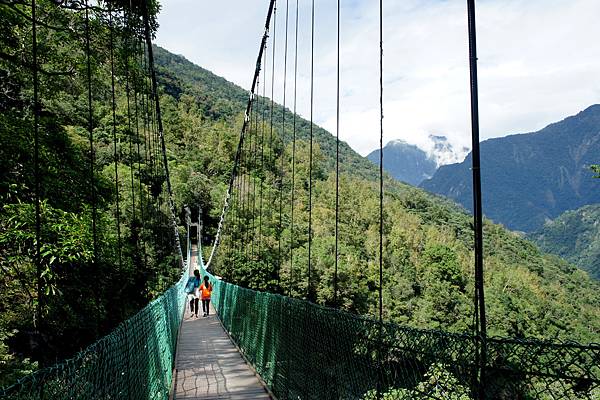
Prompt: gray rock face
<box><xmin>366</xmin><ymin>136</ymin><xmax>468</xmax><ymax>187</ymax></box>
<box><xmin>421</xmin><ymin>105</ymin><xmax>600</xmax><ymax>232</ymax></box>
<box><xmin>367</xmin><ymin>140</ymin><xmax>437</xmax><ymax>186</ymax></box>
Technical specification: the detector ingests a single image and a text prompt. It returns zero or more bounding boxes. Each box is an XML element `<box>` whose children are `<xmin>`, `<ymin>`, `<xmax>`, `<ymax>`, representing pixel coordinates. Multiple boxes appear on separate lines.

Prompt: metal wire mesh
<box><xmin>2</xmin><ymin>241</ymin><xmax>598</xmax><ymax>400</ymax></box>
<box><xmin>206</xmin><ymin>266</ymin><xmax>600</xmax><ymax>400</ymax></box>
<box><xmin>0</xmin><ymin>268</ymin><xmax>188</xmax><ymax>400</ymax></box>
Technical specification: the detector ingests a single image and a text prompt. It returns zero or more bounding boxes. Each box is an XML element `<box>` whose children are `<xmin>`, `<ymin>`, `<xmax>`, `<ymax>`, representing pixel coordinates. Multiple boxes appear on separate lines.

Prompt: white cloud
<box><xmin>157</xmin><ymin>0</ymin><xmax>600</xmax><ymax>156</ymax></box>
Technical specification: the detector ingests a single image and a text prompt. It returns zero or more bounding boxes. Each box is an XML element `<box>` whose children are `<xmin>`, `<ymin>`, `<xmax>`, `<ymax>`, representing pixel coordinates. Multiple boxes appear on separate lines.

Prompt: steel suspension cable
<box><xmin>238</xmin><ymin>126</ymin><xmax>245</xmax><ymax>259</ymax></box>
<box><xmin>250</xmin><ymin>77</ymin><xmax>260</xmax><ymax>260</ymax></box>
<box><xmin>140</xmin><ymin>44</ymin><xmax>151</xmax><ymax>215</ymax></box>
<box><xmin>289</xmin><ymin>0</ymin><xmax>299</xmax><ymax>294</ymax></box>
<box><xmin>278</xmin><ymin>0</ymin><xmax>290</xmax><ymax>289</ymax></box>
<box><xmin>466</xmin><ymin>0</ymin><xmax>487</xmax><ymax>398</ymax></box>
<box><xmin>334</xmin><ymin>0</ymin><xmax>340</xmax><ymax>307</ymax></box>
<box><xmin>257</xmin><ymin>46</ymin><xmax>267</xmax><ymax>260</ymax></box>
<box><xmin>206</xmin><ymin>0</ymin><xmax>276</xmax><ymax>269</ymax></box>
<box><xmin>376</xmin><ymin>0</ymin><xmax>384</xmax><ymax>398</ymax></box>
<box><xmin>269</xmin><ymin>1</ymin><xmax>278</xmax><ymax>280</ymax></box>
<box><xmin>142</xmin><ymin>0</ymin><xmax>184</xmax><ymax>268</ymax></box>
<box><xmin>31</xmin><ymin>0</ymin><xmax>42</xmax><ymax>329</ymax></box>
<box><xmin>123</xmin><ymin>10</ymin><xmax>136</xmax><ymax>226</ymax></box>
<box><xmin>84</xmin><ymin>0</ymin><xmax>98</xmax><ymax>269</ymax></box>
<box><xmin>307</xmin><ymin>0</ymin><xmax>314</xmax><ymax>301</ymax></box>
<box><xmin>244</xmin><ymin>117</ymin><xmax>251</xmax><ymax>260</ymax></box>
<box><xmin>134</xmin><ymin>41</ymin><xmax>148</xmax><ymax>268</ymax></box>
<box><xmin>249</xmin><ymin>90</ymin><xmax>255</xmax><ymax>260</ymax></box>
<box><xmin>108</xmin><ymin>4</ymin><xmax>123</xmax><ymax>269</ymax></box>
<box><xmin>378</xmin><ymin>0</ymin><xmax>384</xmax><ymax>330</ymax></box>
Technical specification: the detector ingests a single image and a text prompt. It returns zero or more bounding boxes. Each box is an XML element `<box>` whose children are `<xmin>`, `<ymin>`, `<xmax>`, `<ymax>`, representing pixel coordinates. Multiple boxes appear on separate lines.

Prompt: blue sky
<box><xmin>156</xmin><ymin>0</ymin><xmax>600</xmax><ymax>157</ymax></box>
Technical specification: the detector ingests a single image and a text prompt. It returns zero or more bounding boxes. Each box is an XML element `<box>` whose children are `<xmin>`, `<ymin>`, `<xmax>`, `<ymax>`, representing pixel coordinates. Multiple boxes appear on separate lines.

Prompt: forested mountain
<box><xmin>367</xmin><ymin>140</ymin><xmax>437</xmax><ymax>186</ymax></box>
<box><xmin>529</xmin><ymin>204</ymin><xmax>600</xmax><ymax>279</ymax></box>
<box><xmin>152</xmin><ymin>48</ymin><xmax>600</xmax><ymax>344</ymax></box>
<box><xmin>421</xmin><ymin>105</ymin><xmax>600</xmax><ymax>232</ymax></box>
<box><xmin>2</xmin><ymin>1</ymin><xmax>600</xmax><ymax>389</ymax></box>
<box><xmin>366</xmin><ymin>136</ymin><xmax>468</xmax><ymax>186</ymax></box>
<box><xmin>0</xmin><ymin>1</ymin><xmax>176</xmax><ymax>387</ymax></box>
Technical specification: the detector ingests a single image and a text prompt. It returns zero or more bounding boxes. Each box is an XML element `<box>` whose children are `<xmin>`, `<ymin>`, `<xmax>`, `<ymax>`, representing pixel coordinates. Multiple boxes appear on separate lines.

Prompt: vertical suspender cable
<box><xmin>251</xmin><ymin>78</ymin><xmax>258</xmax><ymax>260</ymax></box>
<box><xmin>378</xmin><ymin>0</ymin><xmax>384</xmax><ymax>329</ymax></box>
<box><xmin>377</xmin><ymin>0</ymin><xmax>384</xmax><ymax>397</ymax></box>
<box><xmin>466</xmin><ymin>1</ymin><xmax>487</xmax><ymax>398</ymax></box>
<box><xmin>108</xmin><ymin>4</ymin><xmax>122</xmax><ymax>269</ymax></box>
<box><xmin>242</xmin><ymin>122</ymin><xmax>248</xmax><ymax>258</ymax></box>
<box><xmin>239</xmin><ymin>120</ymin><xmax>245</xmax><ymax>259</ymax></box>
<box><xmin>31</xmin><ymin>0</ymin><xmax>42</xmax><ymax>330</ymax></box>
<box><xmin>245</xmin><ymin>114</ymin><xmax>251</xmax><ymax>259</ymax></box>
<box><xmin>278</xmin><ymin>0</ymin><xmax>289</xmax><ymax>289</ymax></box>
<box><xmin>141</xmin><ymin>0</ymin><xmax>184</xmax><ymax>269</ymax></box>
<box><xmin>269</xmin><ymin>2</ymin><xmax>278</xmax><ymax>279</ymax></box>
<box><xmin>258</xmin><ymin>47</ymin><xmax>267</xmax><ymax>260</ymax></box>
<box><xmin>289</xmin><ymin>0</ymin><xmax>299</xmax><ymax>294</ymax></box>
<box><xmin>140</xmin><ymin>45</ymin><xmax>151</xmax><ymax>217</ymax></box>
<box><xmin>247</xmin><ymin>102</ymin><xmax>253</xmax><ymax>259</ymax></box>
<box><xmin>252</xmin><ymin>79</ymin><xmax>260</xmax><ymax>260</ymax></box>
<box><xmin>206</xmin><ymin>0</ymin><xmax>276</xmax><ymax>269</ymax></box>
<box><xmin>307</xmin><ymin>0</ymin><xmax>315</xmax><ymax>302</ymax></box>
<box><xmin>134</xmin><ymin>42</ymin><xmax>148</xmax><ymax>268</ymax></box>
<box><xmin>334</xmin><ymin>0</ymin><xmax>340</xmax><ymax>307</ymax></box>
<box><xmin>84</xmin><ymin>0</ymin><xmax>98</xmax><ymax>269</ymax></box>
<box><xmin>124</xmin><ymin>11</ymin><xmax>136</xmax><ymax>226</ymax></box>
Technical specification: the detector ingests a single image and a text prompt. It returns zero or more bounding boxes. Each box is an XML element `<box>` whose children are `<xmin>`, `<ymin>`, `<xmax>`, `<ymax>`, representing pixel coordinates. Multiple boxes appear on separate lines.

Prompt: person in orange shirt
<box><xmin>200</xmin><ymin>276</ymin><xmax>213</xmax><ymax>317</ymax></box>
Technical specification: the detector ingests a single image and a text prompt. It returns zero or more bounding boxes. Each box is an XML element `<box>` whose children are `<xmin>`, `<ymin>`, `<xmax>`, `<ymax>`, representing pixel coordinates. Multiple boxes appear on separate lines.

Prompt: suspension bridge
<box><xmin>1</xmin><ymin>0</ymin><xmax>599</xmax><ymax>399</ymax></box>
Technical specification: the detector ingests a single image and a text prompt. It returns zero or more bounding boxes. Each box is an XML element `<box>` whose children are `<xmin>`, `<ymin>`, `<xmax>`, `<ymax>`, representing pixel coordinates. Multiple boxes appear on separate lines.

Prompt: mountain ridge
<box><xmin>421</xmin><ymin>105</ymin><xmax>600</xmax><ymax>232</ymax></box>
<box><xmin>367</xmin><ymin>135</ymin><xmax>468</xmax><ymax>186</ymax></box>
<box><xmin>529</xmin><ymin>204</ymin><xmax>600</xmax><ymax>279</ymax></box>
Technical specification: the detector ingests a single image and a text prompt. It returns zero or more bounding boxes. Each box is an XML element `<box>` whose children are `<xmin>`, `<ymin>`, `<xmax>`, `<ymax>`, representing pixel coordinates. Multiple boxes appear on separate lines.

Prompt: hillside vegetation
<box><xmin>421</xmin><ymin>105</ymin><xmax>600</xmax><ymax>232</ymax></box>
<box><xmin>0</xmin><ymin>1</ymin><xmax>176</xmax><ymax>386</ymax></box>
<box><xmin>1</xmin><ymin>1</ymin><xmax>599</xmax><ymax>389</ymax></box>
<box><xmin>152</xmin><ymin>47</ymin><xmax>600</xmax><ymax>344</ymax></box>
<box><xmin>529</xmin><ymin>204</ymin><xmax>600</xmax><ymax>279</ymax></box>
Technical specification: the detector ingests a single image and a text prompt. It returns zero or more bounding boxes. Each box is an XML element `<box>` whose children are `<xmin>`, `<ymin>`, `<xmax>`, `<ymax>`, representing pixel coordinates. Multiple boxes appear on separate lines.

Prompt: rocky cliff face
<box><xmin>367</xmin><ymin>140</ymin><xmax>436</xmax><ymax>186</ymax></box>
<box><xmin>421</xmin><ymin>105</ymin><xmax>600</xmax><ymax>232</ymax></box>
<box><xmin>367</xmin><ymin>135</ymin><xmax>467</xmax><ymax>186</ymax></box>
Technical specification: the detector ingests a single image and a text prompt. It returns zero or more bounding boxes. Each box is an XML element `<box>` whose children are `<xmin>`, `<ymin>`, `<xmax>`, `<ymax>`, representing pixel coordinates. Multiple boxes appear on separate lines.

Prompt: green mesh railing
<box><xmin>201</xmin><ymin>252</ymin><xmax>599</xmax><ymax>399</ymax></box>
<box><xmin>0</xmin><ymin>260</ymin><xmax>190</xmax><ymax>400</ymax></box>
<box><xmin>3</xmin><ymin>241</ymin><xmax>598</xmax><ymax>400</ymax></box>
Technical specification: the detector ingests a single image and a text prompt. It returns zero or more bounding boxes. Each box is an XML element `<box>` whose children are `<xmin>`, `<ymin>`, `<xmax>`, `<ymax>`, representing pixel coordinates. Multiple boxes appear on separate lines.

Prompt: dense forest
<box><xmin>421</xmin><ymin>105</ymin><xmax>600</xmax><ymax>233</ymax></box>
<box><xmin>1</xmin><ymin>0</ymin><xmax>599</xmax><ymax>390</ymax></box>
<box><xmin>0</xmin><ymin>0</ymin><xmax>180</xmax><ymax>386</ymax></box>
<box><xmin>151</xmin><ymin>48</ymin><xmax>600</xmax><ymax>343</ymax></box>
<box><xmin>530</xmin><ymin>203</ymin><xmax>600</xmax><ymax>279</ymax></box>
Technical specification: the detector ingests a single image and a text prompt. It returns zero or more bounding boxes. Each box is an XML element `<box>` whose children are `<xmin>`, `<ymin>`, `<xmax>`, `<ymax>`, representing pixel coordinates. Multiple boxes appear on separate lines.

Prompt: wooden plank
<box><xmin>174</xmin><ymin>247</ymin><xmax>271</xmax><ymax>400</ymax></box>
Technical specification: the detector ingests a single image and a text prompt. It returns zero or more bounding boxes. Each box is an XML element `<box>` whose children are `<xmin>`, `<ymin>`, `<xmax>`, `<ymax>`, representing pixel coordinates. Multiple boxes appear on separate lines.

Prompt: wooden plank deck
<box><xmin>173</xmin><ymin>247</ymin><xmax>271</xmax><ymax>400</ymax></box>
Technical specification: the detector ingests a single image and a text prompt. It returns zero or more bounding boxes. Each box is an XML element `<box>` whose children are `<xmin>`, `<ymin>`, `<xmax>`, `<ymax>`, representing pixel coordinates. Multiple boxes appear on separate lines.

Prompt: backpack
<box><xmin>185</xmin><ymin>277</ymin><xmax>199</xmax><ymax>294</ymax></box>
